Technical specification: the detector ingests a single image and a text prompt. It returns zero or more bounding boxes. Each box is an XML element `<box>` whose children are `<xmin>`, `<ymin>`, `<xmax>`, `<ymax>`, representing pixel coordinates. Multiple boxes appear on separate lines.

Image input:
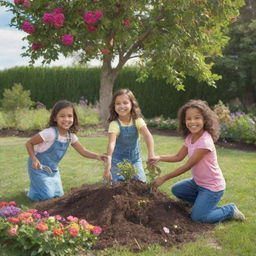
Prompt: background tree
<box><xmin>0</xmin><ymin>0</ymin><xmax>244</xmax><ymax>124</ymax></box>
<box><xmin>214</xmin><ymin>0</ymin><xmax>256</xmax><ymax>107</ymax></box>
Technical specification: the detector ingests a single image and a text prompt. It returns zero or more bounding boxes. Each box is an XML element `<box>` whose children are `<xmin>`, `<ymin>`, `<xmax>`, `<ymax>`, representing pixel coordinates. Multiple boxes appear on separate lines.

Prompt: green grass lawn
<box><xmin>0</xmin><ymin>135</ymin><xmax>255</xmax><ymax>256</ymax></box>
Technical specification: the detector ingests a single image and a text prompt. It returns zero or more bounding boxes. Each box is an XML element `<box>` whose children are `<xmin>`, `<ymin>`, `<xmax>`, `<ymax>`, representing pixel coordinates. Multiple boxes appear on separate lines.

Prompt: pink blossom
<box><xmin>92</xmin><ymin>226</ymin><xmax>102</xmax><ymax>235</ymax></box>
<box><xmin>54</xmin><ymin>215</ymin><xmax>62</xmax><ymax>221</ymax></box>
<box><xmin>62</xmin><ymin>34</ymin><xmax>74</xmax><ymax>46</ymax></box>
<box><xmin>54</xmin><ymin>8</ymin><xmax>64</xmax><ymax>14</ymax></box>
<box><xmin>8</xmin><ymin>201</ymin><xmax>17</xmax><ymax>206</ymax></box>
<box><xmin>83</xmin><ymin>11</ymin><xmax>97</xmax><ymax>24</ymax></box>
<box><xmin>28</xmin><ymin>209</ymin><xmax>38</xmax><ymax>214</ymax></box>
<box><xmin>101</xmin><ymin>48</ymin><xmax>110</xmax><ymax>55</ymax></box>
<box><xmin>83</xmin><ymin>10</ymin><xmax>103</xmax><ymax>24</ymax></box>
<box><xmin>41</xmin><ymin>211</ymin><xmax>49</xmax><ymax>217</ymax></box>
<box><xmin>14</xmin><ymin>0</ymin><xmax>24</xmax><ymax>4</ymax></box>
<box><xmin>122</xmin><ymin>19</ymin><xmax>131</xmax><ymax>26</ymax></box>
<box><xmin>94</xmin><ymin>10</ymin><xmax>103</xmax><ymax>19</ymax></box>
<box><xmin>79</xmin><ymin>219</ymin><xmax>89</xmax><ymax>226</ymax></box>
<box><xmin>7</xmin><ymin>217</ymin><xmax>20</xmax><ymax>224</ymax></box>
<box><xmin>8</xmin><ymin>227</ymin><xmax>18</xmax><ymax>236</ymax></box>
<box><xmin>163</xmin><ymin>226</ymin><xmax>170</xmax><ymax>234</ymax></box>
<box><xmin>32</xmin><ymin>213</ymin><xmax>41</xmax><ymax>219</ymax></box>
<box><xmin>86</xmin><ymin>24</ymin><xmax>97</xmax><ymax>32</ymax></box>
<box><xmin>54</xmin><ymin>13</ymin><xmax>65</xmax><ymax>28</ymax></box>
<box><xmin>22</xmin><ymin>0</ymin><xmax>30</xmax><ymax>8</ymax></box>
<box><xmin>67</xmin><ymin>216</ymin><xmax>78</xmax><ymax>222</ymax></box>
<box><xmin>42</xmin><ymin>13</ymin><xmax>55</xmax><ymax>24</ymax></box>
<box><xmin>22</xmin><ymin>21</ymin><xmax>35</xmax><ymax>34</ymax></box>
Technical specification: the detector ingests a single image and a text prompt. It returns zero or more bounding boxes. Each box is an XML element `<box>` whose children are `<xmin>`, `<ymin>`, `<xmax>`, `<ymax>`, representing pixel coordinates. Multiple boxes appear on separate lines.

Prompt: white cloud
<box><xmin>0</xmin><ymin>27</ymin><xmax>77</xmax><ymax>70</ymax></box>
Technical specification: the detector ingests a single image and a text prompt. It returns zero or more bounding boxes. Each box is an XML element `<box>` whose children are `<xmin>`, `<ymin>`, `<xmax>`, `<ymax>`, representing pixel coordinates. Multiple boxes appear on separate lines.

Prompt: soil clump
<box><xmin>36</xmin><ymin>181</ymin><xmax>212</xmax><ymax>250</ymax></box>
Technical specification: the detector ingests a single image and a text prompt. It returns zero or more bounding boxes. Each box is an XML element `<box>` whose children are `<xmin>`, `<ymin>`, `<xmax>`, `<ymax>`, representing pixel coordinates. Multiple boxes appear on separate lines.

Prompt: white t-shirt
<box><xmin>35</xmin><ymin>127</ymin><xmax>78</xmax><ymax>153</ymax></box>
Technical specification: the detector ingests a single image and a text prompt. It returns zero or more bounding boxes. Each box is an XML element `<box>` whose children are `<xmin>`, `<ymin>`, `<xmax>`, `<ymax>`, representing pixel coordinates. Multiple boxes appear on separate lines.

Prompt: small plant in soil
<box><xmin>145</xmin><ymin>162</ymin><xmax>161</xmax><ymax>192</ymax></box>
<box><xmin>117</xmin><ymin>159</ymin><xmax>138</xmax><ymax>181</ymax></box>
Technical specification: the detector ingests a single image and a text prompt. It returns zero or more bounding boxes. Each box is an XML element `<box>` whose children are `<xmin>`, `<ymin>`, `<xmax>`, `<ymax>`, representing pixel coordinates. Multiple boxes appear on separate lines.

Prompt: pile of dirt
<box><xmin>36</xmin><ymin>181</ymin><xmax>212</xmax><ymax>250</ymax></box>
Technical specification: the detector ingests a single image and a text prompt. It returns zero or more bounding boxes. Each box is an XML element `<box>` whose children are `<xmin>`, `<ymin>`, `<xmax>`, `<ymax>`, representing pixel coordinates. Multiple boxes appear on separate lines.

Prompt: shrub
<box><xmin>214</xmin><ymin>101</ymin><xmax>256</xmax><ymax>144</ymax></box>
<box><xmin>1</xmin><ymin>83</ymin><xmax>34</xmax><ymax>111</ymax></box>
<box><xmin>117</xmin><ymin>160</ymin><xmax>138</xmax><ymax>181</ymax></box>
<box><xmin>75</xmin><ymin>104</ymin><xmax>100</xmax><ymax>126</ymax></box>
<box><xmin>15</xmin><ymin>108</ymin><xmax>49</xmax><ymax>131</ymax></box>
<box><xmin>0</xmin><ymin>201</ymin><xmax>101</xmax><ymax>256</ymax></box>
<box><xmin>146</xmin><ymin>116</ymin><xmax>178</xmax><ymax>130</ymax></box>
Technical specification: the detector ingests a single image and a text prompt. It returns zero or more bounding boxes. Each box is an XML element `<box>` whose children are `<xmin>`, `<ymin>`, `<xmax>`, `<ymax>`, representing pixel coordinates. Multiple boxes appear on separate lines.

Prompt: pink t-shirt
<box><xmin>185</xmin><ymin>131</ymin><xmax>226</xmax><ymax>192</ymax></box>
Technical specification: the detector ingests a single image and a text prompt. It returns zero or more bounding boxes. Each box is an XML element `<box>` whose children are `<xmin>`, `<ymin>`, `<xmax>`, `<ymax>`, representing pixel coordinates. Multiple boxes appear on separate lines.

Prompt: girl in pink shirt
<box><xmin>150</xmin><ymin>99</ymin><xmax>245</xmax><ymax>223</ymax></box>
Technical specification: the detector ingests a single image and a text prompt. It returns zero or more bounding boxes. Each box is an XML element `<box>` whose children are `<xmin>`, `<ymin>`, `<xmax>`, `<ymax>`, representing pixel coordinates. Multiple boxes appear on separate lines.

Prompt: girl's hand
<box><xmin>103</xmin><ymin>169</ymin><xmax>112</xmax><ymax>184</ymax></box>
<box><xmin>32</xmin><ymin>158</ymin><xmax>41</xmax><ymax>170</ymax></box>
<box><xmin>97</xmin><ymin>154</ymin><xmax>108</xmax><ymax>162</ymax></box>
<box><xmin>151</xmin><ymin>176</ymin><xmax>165</xmax><ymax>188</ymax></box>
<box><xmin>148</xmin><ymin>156</ymin><xmax>160</xmax><ymax>165</ymax></box>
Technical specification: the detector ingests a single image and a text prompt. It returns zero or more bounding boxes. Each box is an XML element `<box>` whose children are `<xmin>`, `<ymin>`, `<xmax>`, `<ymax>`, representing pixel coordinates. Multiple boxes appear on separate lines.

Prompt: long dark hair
<box><xmin>178</xmin><ymin>99</ymin><xmax>220</xmax><ymax>142</ymax></box>
<box><xmin>107</xmin><ymin>89</ymin><xmax>142</xmax><ymax>122</ymax></box>
<box><xmin>47</xmin><ymin>100</ymin><xmax>79</xmax><ymax>133</ymax></box>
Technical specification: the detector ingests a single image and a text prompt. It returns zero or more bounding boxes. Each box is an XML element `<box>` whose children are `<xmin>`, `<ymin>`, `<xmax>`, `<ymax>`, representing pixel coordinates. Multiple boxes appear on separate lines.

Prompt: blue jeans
<box><xmin>171</xmin><ymin>178</ymin><xmax>235</xmax><ymax>223</ymax></box>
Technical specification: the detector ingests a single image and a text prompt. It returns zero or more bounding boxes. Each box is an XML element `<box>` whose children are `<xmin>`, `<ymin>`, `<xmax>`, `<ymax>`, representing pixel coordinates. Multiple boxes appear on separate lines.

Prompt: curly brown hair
<box><xmin>107</xmin><ymin>89</ymin><xmax>142</xmax><ymax>122</ymax></box>
<box><xmin>47</xmin><ymin>100</ymin><xmax>79</xmax><ymax>133</ymax></box>
<box><xmin>178</xmin><ymin>99</ymin><xmax>220</xmax><ymax>142</ymax></box>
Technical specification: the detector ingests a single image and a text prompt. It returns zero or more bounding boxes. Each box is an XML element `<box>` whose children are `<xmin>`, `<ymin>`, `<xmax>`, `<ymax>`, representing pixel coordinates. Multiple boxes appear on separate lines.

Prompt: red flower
<box><xmin>32</xmin><ymin>43</ymin><xmax>42</xmax><ymax>51</ymax></box>
<box><xmin>36</xmin><ymin>222</ymin><xmax>48</xmax><ymax>232</ymax></box>
<box><xmin>101</xmin><ymin>48</ymin><xmax>110</xmax><ymax>55</ymax></box>
<box><xmin>86</xmin><ymin>24</ymin><xmax>97</xmax><ymax>32</ymax></box>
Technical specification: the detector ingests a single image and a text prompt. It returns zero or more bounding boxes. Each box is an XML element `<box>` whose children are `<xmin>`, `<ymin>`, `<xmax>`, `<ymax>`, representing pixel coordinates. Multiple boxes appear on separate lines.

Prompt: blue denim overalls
<box><xmin>27</xmin><ymin>127</ymin><xmax>71</xmax><ymax>201</ymax></box>
<box><xmin>111</xmin><ymin>119</ymin><xmax>146</xmax><ymax>183</ymax></box>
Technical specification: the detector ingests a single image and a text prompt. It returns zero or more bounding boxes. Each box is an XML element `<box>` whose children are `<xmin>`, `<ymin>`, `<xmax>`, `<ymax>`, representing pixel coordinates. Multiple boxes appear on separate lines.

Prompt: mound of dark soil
<box><xmin>36</xmin><ymin>181</ymin><xmax>212</xmax><ymax>250</ymax></box>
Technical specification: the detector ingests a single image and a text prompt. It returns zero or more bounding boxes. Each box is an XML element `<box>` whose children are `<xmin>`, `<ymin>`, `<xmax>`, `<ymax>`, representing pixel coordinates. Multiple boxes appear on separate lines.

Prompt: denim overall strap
<box><xmin>27</xmin><ymin>127</ymin><xmax>70</xmax><ymax>201</ymax></box>
<box><xmin>31</xmin><ymin>127</ymin><xmax>70</xmax><ymax>172</ymax></box>
<box><xmin>111</xmin><ymin>119</ymin><xmax>146</xmax><ymax>182</ymax></box>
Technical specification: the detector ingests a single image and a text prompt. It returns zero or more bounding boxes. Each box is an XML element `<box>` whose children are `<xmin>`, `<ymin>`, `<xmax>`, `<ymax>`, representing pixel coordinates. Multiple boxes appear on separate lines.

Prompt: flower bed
<box><xmin>0</xmin><ymin>201</ymin><xmax>102</xmax><ymax>255</ymax></box>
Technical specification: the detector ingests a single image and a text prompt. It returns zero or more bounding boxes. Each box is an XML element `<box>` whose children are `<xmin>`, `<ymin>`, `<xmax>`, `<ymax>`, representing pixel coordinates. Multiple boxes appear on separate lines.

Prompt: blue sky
<box><xmin>0</xmin><ymin>5</ymin><xmax>78</xmax><ymax>70</ymax></box>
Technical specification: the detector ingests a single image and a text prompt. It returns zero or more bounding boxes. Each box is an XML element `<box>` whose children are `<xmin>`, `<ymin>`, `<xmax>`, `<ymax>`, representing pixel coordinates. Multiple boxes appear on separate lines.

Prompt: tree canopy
<box><xmin>0</xmin><ymin>0</ymin><xmax>245</xmax><ymax>122</ymax></box>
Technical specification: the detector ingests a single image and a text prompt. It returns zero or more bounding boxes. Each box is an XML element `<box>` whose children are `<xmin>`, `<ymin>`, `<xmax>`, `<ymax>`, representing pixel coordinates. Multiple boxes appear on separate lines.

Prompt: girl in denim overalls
<box><xmin>25</xmin><ymin>100</ymin><xmax>107</xmax><ymax>201</ymax></box>
<box><xmin>104</xmin><ymin>89</ymin><xmax>155</xmax><ymax>183</ymax></box>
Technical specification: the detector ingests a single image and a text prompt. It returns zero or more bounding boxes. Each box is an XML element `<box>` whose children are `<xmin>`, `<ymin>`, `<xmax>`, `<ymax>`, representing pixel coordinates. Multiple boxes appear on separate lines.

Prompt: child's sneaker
<box><xmin>233</xmin><ymin>205</ymin><xmax>246</xmax><ymax>221</ymax></box>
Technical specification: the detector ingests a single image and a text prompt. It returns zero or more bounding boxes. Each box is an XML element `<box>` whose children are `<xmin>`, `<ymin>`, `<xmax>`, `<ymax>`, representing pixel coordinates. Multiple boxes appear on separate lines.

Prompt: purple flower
<box><xmin>41</xmin><ymin>211</ymin><xmax>50</xmax><ymax>217</ymax></box>
<box><xmin>62</xmin><ymin>34</ymin><xmax>74</xmax><ymax>46</ymax></box>
<box><xmin>0</xmin><ymin>206</ymin><xmax>21</xmax><ymax>217</ymax></box>
<box><xmin>22</xmin><ymin>21</ymin><xmax>35</xmax><ymax>34</ymax></box>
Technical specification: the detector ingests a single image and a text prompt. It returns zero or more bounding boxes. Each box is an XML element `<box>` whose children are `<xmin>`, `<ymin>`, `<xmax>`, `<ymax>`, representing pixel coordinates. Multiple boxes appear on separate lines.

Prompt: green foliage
<box><xmin>0</xmin><ymin>0</ymin><xmax>244</xmax><ymax>89</ymax></box>
<box><xmin>145</xmin><ymin>163</ymin><xmax>161</xmax><ymax>184</ymax></box>
<box><xmin>0</xmin><ymin>203</ymin><xmax>100</xmax><ymax>256</ymax></box>
<box><xmin>146</xmin><ymin>116</ymin><xmax>178</xmax><ymax>130</ymax></box>
<box><xmin>117</xmin><ymin>160</ymin><xmax>138</xmax><ymax>181</ymax></box>
<box><xmin>15</xmin><ymin>109</ymin><xmax>49</xmax><ymax>131</ymax></box>
<box><xmin>213</xmin><ymin>0</ymin><xmax>256</xmax><ymax>105</ymax></box>
<box><xmin>214</xmin><ymin>101</ymin><xmax>256</xmax><ymax>144</ymax></box>
<box><xmin>75</xmin><ymin>104</ymin><xmax>100</xmax><ymax>126</ymax></box>
<box><xmin>1</xmin><ymin>83</ymin><xmax>34</xmax><ymax>111</ymax></box>
<box><xmin>0</xmin><ymin>136</ymin><xmax>256</xmax><ymax>256</ymax></box>
<box><xmin>0</xmin><ymin>66</ymin><xmax>248</xmax><ymax>119</ymax></box>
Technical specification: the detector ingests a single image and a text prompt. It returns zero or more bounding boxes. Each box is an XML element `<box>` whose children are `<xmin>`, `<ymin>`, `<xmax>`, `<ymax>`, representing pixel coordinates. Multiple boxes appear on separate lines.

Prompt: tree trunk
<box><xmin>99</xmin><ymin>57</ymin><xmax>118</xmax><ymax>128</ymax></box>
